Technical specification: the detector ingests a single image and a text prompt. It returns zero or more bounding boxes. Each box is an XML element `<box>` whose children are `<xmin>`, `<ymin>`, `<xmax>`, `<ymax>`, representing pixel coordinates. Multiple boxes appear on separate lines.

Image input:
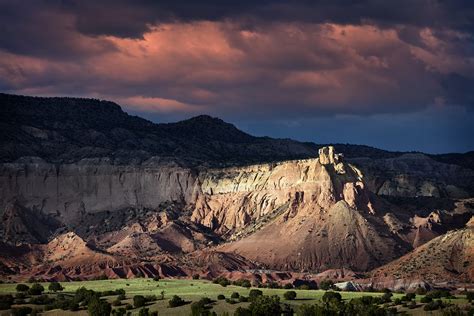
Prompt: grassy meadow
<box><xmin>0</xmin><ymin>278</ymin><xmax>471</xmax><ymax>315</ymax></box>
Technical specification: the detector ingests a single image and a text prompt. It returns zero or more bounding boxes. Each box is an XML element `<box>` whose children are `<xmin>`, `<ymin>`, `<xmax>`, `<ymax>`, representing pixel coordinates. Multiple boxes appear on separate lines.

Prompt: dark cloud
<box><xmin>0</xmin><ymin>0</ymin><xmax>473</xmax><ymax>152</ymax></box>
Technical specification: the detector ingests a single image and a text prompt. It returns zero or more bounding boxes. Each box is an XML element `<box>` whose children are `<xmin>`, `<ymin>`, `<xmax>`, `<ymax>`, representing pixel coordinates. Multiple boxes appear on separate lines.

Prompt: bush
<box><xmin>134</xmin><ymin>295</ymin><xmax>146</xmax><ymax>308</ymax></box>
<box><xmin>213</xmin><ymin>277</ymin><xmax>231</xmax><ymax>287</ymax></box>
<box><xmin>0</xmin><ymin>295</ymin><xmax>14</xmax><ymax>310</ymax></box>
<box><xmin>249</xmin><ymin>289</ymin><xmax>263</xmax><ymax>301</ymax></box>
<box><xmin>233</xmin><ymin>279</ymin><xmax>251</xmax><ymax>288</ymax></box>
<box><xmin>405</xmin><ymin>293</ymin><xmax>416</xmax><ymax>300</ymax></box>
<box><xmin>423</xmin><ymin>299</ymin><xmax>445</xmax><ymax>311</ymax></box>
<box><xmin>192</xmin><ymin>274</ymin><xmax>200</xmax><ymax>280</ymax></box>
<box><xmin>284</xmin><ymin>291</ymin><xmax>297</xmax><ymax>300</ymax></box>
<box><xmin>28</xmin><ymin>283</ymin><xmax>45</xmax><ymax>295</ymax></box>
<box><xmin>48</xmin><ymin>282</ymin><xmax>64</xmax><ymax>292</ymax></box>
<box><xmin>87</xmin><ymin>297</ymin><xmax>112</xmax><ymax>316</ymax></box>
<box><xmin>191</xmin><ymin>298</ymin><xmax>213</xmax><ymax>316</ymax></box>
<box><xmin>16</xmin><ymin>284</ymin><xmax>29</xmax><ymax>292</ymax></box>
<box><xmin>298</xmin><ymin>284</ymin><xmax>310</xmax><ymax>290</ymax></box>
<box><xmin>153</xmin><ymin>276</ymin><xmax>161</xmax><ymax>281</ymax></box>
<box><xmin>420</xmin><ymin>296</ymin><xmax>433</xmax><ymax>303</ymax></box>
<box><xmin>168</xmin><ymin>295</ymin><xmax>186</xmax><ymax>307</ymax></box>
<box><xmin>408</xmin><ymin>300</ymin><xmax>417</xmax><ymax>309</ymax></box>
<box><xmin>381</xmin><ymin>292</ymin><xmax>392</xmax><ymax>303</ymax></box>
<box><xmin>319</xmin><ymin>280</ymin><xmax>334</xmax><ymax>291</ymax></box>
<box><xmin>225</xmin><ymin>298</ymin><xmax>237</xmax><ymax>304</ymax></box>
<box><xmin>11</xmin><ymin>307</ymin><xmax>33</xmax><ymax>316</ymax></box>
<box><xmin>217</xmin><ymin>294</ymin><xmax>225</xmax><ymax>300</ymax></box>
<box><xmin>249</xmin><ymin>295</ymin><xmax>281</xmax><ymax>316</ymax></box>
<box><xmin>415</xmin><ymin>287</ymin><xmax>427</xmax><ymax>295</ymax></box>
<box><xmin>283</xmin><ymin>283</ymin><xmax>294</xmax><ymax>289</ymax></box>
<box><xmin>125</xmin><ymin>303</ymin><xmax>133</xmax><ymax>310</ymax></box>
<box><xmin>239</xmin><ymin>296</ymin><xmax>248</xmax><ymax>302</ymax></box>
<box><xmin>30</xmin><ymin>294</ymin><xmax>54</xmax><ymax>305</ymax></box>
<box><xmin>138</xmin><ymin>308</ymin><xmax>149</xmax><ymax>316</ymax></box>
<box><xmin>231</xmin><ymin>292</ymin><xmax>240</xmax><ymax>299</ymax></box>
<box><xmin>322</xmin><ymin>291</ymin><xmax>342</xmax><ymax>303</ymax></box>
<box><xmin>234</xmin><ymin>307</ymin><xmax>252</xmax><ymax>316</ymax></box>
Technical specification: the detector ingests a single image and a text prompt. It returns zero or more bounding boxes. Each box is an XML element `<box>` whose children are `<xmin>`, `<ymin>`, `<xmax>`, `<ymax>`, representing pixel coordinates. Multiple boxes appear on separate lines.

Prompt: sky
<box><xmin>1</xmin><ymin>1</ymin><xmax>474</xmax><ymax>153</ymax></box>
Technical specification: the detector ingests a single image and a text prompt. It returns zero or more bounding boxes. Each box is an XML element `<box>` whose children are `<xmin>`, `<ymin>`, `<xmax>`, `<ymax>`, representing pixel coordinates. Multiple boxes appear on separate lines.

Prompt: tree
<box><xmin>234</xmin><ymin>307</ymin><xmax>252</xmax><ymax>316</ymax></box>
<box><xmin>138</xmin><ymin>308</ymin><xmax>149</xmax><ymax>316</ymax></box>
<box><xmin>168</xmin><ymin>295</ymin><xmax>186</xmax><ymax>307</ymax></box>
<box><xmin>217</xmin><ymin>294</ymin><xmax>225</xmax><ymax>300</ymax></box>
<box><xmin>87</xmin><ymin>297</ymin><xmax>111</xmax><ymax>316</ymax></box>
<box><xmin>249</xmin><ymin>295</ymin><xmax>281</xmax><ymax>316</ymax></box>
<box><xmin>28</xmin><ymin>283</ymin><xmax>45</xmax><ymax>295</ymax></box>
<box><xmin>249</xmin><ymin>289</ymin><xmax>263</xmax><ymax>301</ymax></box>
<box><xmin>319</xmin><ymin>280</ymin><xmax>334</xmax><ymax>291</ymax></box>
<box><xmin>15</xmin><ymin>284</ymin><xmax>29</xmax><ymax>292</ymax></box>
<box><xmin>283</xmin><ymin>291</ymin><xmax>296</xmax><ymax>300</ymax></box>
<box><xmin>48</xmin><ymin>282</ymin><xmax>64</xmax><ymax>292</ymax></box>
<box><xmin>231</xmin><ymin>292</ymin><xmax>240</xmax><ymax>299</ymax></box>
<box><xmin>322</xmin><ymin>291</ymin><xmax>342</xmax><ymax>303</ymax></box>
<box><xmin>133</xmin><ymin>295</ymin><xmax>146</xmax><ymax>308</ymax></box>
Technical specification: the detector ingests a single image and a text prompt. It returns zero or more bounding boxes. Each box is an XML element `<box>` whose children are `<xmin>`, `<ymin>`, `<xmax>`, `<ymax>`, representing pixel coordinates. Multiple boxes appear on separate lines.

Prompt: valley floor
<box><xmin>0</xmin><ymin>279</ymin><xmax>471</xmax><ymax>315</ymax></box>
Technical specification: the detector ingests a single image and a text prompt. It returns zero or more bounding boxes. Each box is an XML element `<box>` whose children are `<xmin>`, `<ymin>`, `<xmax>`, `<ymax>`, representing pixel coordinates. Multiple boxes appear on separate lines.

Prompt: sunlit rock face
<box><xmin>191</xmin><ymin>146</ymin><xmax>374</xmax><ymax>233</ymax></box>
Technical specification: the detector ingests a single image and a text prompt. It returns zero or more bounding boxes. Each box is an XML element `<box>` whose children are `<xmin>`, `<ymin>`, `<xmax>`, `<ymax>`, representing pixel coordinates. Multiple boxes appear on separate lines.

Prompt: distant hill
<box><xmin>2</xmin><ymin>92</ymin><xmax>472</xmax><ymax>168</ymax></box>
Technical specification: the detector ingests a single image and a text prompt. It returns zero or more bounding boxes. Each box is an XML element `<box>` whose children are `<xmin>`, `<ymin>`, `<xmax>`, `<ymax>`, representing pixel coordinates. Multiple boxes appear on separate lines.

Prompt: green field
<box><xmin>0</xmin><ymin>278</ymin><xmax>470</xmax><ymax>315</ymax></box>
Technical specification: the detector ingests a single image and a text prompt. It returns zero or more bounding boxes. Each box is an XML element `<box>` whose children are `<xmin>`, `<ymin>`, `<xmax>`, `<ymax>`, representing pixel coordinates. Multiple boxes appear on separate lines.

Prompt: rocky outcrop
<box><xmin>191</xmin><ymin>146</ymin><xmax>374</xmax><ymax>234</ymax></box>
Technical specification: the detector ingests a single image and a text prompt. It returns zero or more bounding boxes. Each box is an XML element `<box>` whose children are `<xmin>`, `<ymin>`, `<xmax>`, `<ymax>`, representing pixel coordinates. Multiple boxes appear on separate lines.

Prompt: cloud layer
<box><xmin>1</xmin><ymin>1</ymin><xmax>473</xmax><ymax>151</ymax></box>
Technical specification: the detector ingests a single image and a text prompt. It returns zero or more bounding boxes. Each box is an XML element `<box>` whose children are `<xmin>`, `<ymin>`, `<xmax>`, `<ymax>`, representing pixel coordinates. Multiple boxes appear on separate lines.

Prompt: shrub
<box><xmin>408</xmin><ymin>300</ymin><xmax>417</xmax><ymax>309</ymax></box>
<box><xmin>168</xmin><ymin>295</ymin><xmax>186</xmax><ymax>307</ymax></box>
<box><xmin>239</xmin><ymin>296</ymin><xmax>248</xmax><ymax>302</ymax></box>
<box><xmin>87</xmin><ymin>297</ymin><xmax>112</xmax><ymax>316</ymax></box>
<box><xmin>192</xmin><ymin>274</ymin><xmax>200</xmax><ymax>280</ymax></box>
<box><xmin>249</xmin><ymin>295</ymin><xmax>281</xmax><ymax>316</ymax></box>
<box><xmin>234</xmin><ymin>307</ymin><xmax>252</xmax><ymax>316</ymax></box>
<box><xmin>319</xmin><ymin>280</ymin><xmax>334</xmax><ymax>291</ymax></box>
<box><xmin>249</xmin><ymin>289</ymin><xmax>263</xmax><ymax>301</ymax></box>
<box><xmin>225</xmin><ymin>298</ymin><xmax>237</xmax><ymax>304</ymax></box>
<box><xmin>322</xmin><ymin>291</ymin><xmax>342</xmax><ymax>303</ymax></box>
<box><xmin>213</xmin><ymin>277</ymin><xmax>231</xmax><ymax>287</ymax></box>
<box><xmin>138</xmin><ymin>308</ymin><xmax>149</xmax><ymax>316</ymax></box>
<box><xmin>233</xmin><ymin>279</ymin><xmax>251</xmax><ymax>288</ymax></box>
<box><xmin>48</xmin><ymin>282</ymin><xmax>64</xmax><ymax>292</ymax></box>
<box><xmin>15</xmin><ymin>284</ymin><xmax>29</xmax><ymax>292</ymax></box>
<box><xmin>423</xmin><ymin>299</ymin><xmax>445</xmax><ymax>311</ymax></box>
<box><xmin>117</xmin><ymin>293</ymin><xmax>126</xmax><ymax>300</ymax></box>
<box><xmin>420</xmin><ymin>296</ymin><xmax>433</xmax><ymax>303</ymax></box>
<box><xmin>134</xmin><ymin>295</ymin><xmax>146</xmax><ymax>308</ymax></box>
<box><xmin>405</xmin><ymin>293</ymin><xmax>416</xmax><ymax>300</ymax></box>
<box><xmin>0</xmin><ymin>295</ymin><xmax>14</xmax><ymax>310</ymax></box>
<box><xmin>11</xmin><ymin>307</ymin><xmax>33</xmax><ymax>316</ymax></box>
<box><xmin>381</xmin><ymin>292</ymin><xmax>392</xmax><ymax>303</ymax></box>
<box><xmin>191</xmin><ymin>298</ymin><xmax>212</xmax><ymax>316</ymax></box>
<box><xmin>30</xmin><ymin>294</ymin><xmax>54</xmax><ymax>305</ymax></box>
<box><xmin>466</xmin><ymin>291</ymin><xmax>474</xmax><ymax>302</ymax></box>
<box><xmin>217</xmin><ymin>294</ymin><xmax>225</xmax><ymax>300</ymax></box>
<box><xmin>153</xmin><ymin>276</ymin><xmax>161</xmax><ymax>281</ymax></box>
<box><xmin>298</xmin><ymin>284</ymin><xmax>310</xmax><ymax>290</ymax></box>
<box><xmin>231</xmin><ymin>292</ymin><xmax>240</xmax><ymax>299</ymax></box>
<box><xmin>283</xmin><ymin>283</ymin><xmax>294</xmax><ymax>289</ymax></box>
<box><xmin>28</xmin><ymin>283</ymin><xmax>45</xmax><ymax>295</ymax></box>
<box><xmin>284</xmin><ymin>291</ymin><xmax>297</xmax><ymax>300</ymax></box>
<box><xmin>151</xmin><ymin>312</ymin><xmax>158</xmax><ymax>316</ymax></box>
<box><xmin>112</xmin><ymin>308</ymin><xmax>127</xmax><ymax>316</ymax></box>
<box><xmin>125</xmin><ymin>303</ymin><xmax>133</xmax><ymax>310</ymax></box>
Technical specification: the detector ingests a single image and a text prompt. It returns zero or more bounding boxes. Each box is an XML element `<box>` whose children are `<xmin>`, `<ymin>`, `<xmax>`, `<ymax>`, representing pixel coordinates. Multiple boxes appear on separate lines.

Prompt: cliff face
<box><xmin>191</xmin><ymin>147</ymin><xmax>372</xmax><ymax>234</ymax></box>
<box><xmin>0</xmin><ymin>158</ymin><xmax>198</xmax><ymax>224</ymax></box>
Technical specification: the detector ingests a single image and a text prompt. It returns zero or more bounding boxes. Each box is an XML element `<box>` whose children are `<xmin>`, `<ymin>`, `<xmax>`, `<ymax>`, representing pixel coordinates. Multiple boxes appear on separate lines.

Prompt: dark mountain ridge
<box><xmin>1</xmin><ymin>92</ymin><xmax>473</xmax><ymax>170</ymax></box>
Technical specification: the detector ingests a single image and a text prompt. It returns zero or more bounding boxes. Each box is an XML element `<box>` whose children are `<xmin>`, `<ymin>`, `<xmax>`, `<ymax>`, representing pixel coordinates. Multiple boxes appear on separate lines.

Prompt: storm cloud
<box><xmin>1</xmin><ymin>0</ymin><xmax>473</xmax><ymax>152</ymax></box>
